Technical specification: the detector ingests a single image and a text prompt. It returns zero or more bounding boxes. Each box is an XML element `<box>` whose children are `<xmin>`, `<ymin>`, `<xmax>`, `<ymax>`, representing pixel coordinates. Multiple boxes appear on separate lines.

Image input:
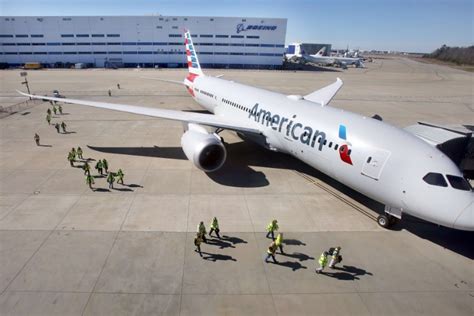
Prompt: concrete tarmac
<box><xmin>0</xmin><ymin>58</ymin><xmax>473</xmax><ymax>315</ymax></box>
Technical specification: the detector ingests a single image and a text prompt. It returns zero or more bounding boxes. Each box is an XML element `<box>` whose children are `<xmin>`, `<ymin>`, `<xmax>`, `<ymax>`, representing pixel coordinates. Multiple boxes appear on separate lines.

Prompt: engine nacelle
<box><xmin>181</xmin><ymin>124</ymin><xmax>227</xmax><ymax>172</ymax></box>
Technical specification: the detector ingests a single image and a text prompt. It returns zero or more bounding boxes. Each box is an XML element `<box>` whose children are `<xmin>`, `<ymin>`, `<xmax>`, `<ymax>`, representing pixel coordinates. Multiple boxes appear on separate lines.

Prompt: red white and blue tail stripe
<box><xmin>184</xmin><ymin>30</ymin><xmax>203</xmax><ymax>76</ymax></box>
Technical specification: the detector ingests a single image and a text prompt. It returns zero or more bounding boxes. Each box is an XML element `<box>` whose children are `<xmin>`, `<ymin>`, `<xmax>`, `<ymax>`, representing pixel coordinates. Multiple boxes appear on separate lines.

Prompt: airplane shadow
<box><xmin>87</xmin><ymin>140</ymin><xmax>474</xmax><ymax>258</ymax></box>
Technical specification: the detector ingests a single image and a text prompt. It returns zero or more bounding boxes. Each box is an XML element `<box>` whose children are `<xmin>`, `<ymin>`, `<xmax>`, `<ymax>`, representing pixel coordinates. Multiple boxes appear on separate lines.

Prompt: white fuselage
<box><xmin>186</xmin><ymin>75</ymin><xmax>473</xmax><ymax>230</ymax></box>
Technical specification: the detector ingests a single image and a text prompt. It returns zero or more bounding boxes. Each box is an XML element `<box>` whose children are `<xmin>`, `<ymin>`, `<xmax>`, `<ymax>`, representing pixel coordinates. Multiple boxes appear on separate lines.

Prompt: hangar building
<box><xmin>0</xmin><ymin>15</ymin><xmax>287</xmax><ymax>68</ymax></box>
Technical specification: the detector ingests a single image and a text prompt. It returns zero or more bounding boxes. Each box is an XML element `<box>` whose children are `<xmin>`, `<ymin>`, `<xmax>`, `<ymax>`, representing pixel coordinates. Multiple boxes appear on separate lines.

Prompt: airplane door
<box><xmin>361</xmin><ymin>148</ymin><xmax>391</xmax><ymax>180</ymax></box>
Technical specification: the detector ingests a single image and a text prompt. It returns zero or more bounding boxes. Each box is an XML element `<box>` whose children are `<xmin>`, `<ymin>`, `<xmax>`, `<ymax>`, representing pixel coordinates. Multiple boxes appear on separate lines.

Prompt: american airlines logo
<box><xmin>248</xmin><ymin>103</ymin><xmax>326</xmax><ymax>151</ymax></box>
<box><xmin>236</xmin><ymin>23</ymin><xmax>277</xmax><ymax>33</ymax></box>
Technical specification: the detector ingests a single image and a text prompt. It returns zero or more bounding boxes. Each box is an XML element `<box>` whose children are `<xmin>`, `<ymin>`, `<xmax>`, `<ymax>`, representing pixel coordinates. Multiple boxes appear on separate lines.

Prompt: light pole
<box><xmin>20</xmin><ymin>71</ymin><xmax>31</xmax><ymax>100</ymax></box>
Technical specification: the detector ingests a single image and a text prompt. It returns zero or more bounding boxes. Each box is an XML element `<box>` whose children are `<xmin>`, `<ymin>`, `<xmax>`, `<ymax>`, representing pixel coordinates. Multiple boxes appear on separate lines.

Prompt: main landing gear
<box><xmin>377</xmin><ymin>205</ymin><xmax>402</xmax><ymax>229</ymax></box>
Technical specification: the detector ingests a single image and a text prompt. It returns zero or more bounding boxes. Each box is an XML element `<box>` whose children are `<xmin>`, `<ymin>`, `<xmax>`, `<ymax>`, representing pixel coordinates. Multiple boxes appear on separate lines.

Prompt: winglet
<box><xmin>303</xmin><ymin>78</ymin><xmax>343</xmax><ymax>106</ymax></box>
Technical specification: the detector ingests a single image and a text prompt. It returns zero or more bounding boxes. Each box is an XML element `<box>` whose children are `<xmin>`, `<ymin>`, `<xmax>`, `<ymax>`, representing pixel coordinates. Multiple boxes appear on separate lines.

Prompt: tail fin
<box><xmin>315</xmin><ymin>46</ymin><xmax>326</xmax><ymax>56</ymax></box>
<box><xmin>184</xmin><ymin>30</ymin><xmax>204</xmax><ymax>76</ymax></box>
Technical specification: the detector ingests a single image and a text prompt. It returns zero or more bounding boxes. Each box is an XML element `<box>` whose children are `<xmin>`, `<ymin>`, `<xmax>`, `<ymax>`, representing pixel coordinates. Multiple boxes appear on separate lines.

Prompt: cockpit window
<box><xmin>446</xmin><ymin>175</ymin><xmax>472</xmax><ymax>191</ymax></box>
<box><xmin>423</xmin><ymin>172</ymin><xmax>448</xmax><ymax>187</ymax></box>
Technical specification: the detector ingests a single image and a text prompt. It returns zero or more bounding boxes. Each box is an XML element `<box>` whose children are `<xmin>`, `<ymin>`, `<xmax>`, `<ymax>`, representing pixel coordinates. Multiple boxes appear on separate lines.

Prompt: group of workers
<box><xmin>265</xmin><ymin>219</ymin><xmax>343</xmax><ymax>273</ymax></box>
<box><xmin>35</xmin><ymin>102</ymin><xmax>68</xmax><ymax>146</ymax></box>
<box><xmin>193</xmin><ymin>217</ymin><xmax>343</xmax><ymax>273</ymax></box>
<box><xmin>45</xmin><ymin>104</ymin><xmax>68</xmax><ymax>133</ymax></box>
<box><xmin>194</xmin><ymin>217</ymin><xmax>220</xmax><ymax>256</ymax></box>
<box><xmin>66</xmin><ymin>146</ymin><xmax>125</xmax><ymax>190</ymax></box>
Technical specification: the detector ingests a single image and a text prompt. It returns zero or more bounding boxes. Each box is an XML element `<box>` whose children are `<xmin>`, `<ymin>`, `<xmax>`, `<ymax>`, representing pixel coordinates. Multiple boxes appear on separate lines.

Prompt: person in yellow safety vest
<box><xmin>275</xmin><ymin>233</ymin><xmax>284</xmax><ymax>254</ymax></box>
<box><xmin>194</xmin><ymin>233</ymin><xmax>203</xmax><ymax>257</ymax></box>
<box><xmin>77</xmin><ymin>146</ymin><xmax>83</xmax><ymax>159</ymax></box>
<box><xmin>316</xmin><ymin>251</ymin><xmax>329</xmax><ymax>274</ymax></box>
<box><xmin>265</xmin><ymin>241</ymin><xmax>278</xmax><ymax>263</ymax></box>
<box><xmin>266</xmin><ymin>219</ymin><xmax>279</xmax><ymax>240</ymax></box>
<box><xmin>209</xmin><ymin>217</ymin><xmax>221</xmax><ymax>238</ymax></box>
<box><xmin>329</xmin><ymin>247</ymin><xmax>342</xmax><ymax>269</ymax></box>
<box><xmin>83</xmin><ymin>162</ymin><xmax>91</xmax><ymax>176</ymax></box>
<box><xmin>197</xmin><ymin>221</ymin><xmax>207</xmax><ymax>243</ymax></box>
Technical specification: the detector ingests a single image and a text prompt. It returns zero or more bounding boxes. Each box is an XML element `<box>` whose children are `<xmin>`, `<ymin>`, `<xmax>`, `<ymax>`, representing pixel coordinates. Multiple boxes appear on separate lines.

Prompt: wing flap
<box><xmin>303</xmin><ymin>78</ymin><xmax>343</xmax><ymax>106</ymax></box>
<box><xmin>17</xmin><ymin>90</ymin><xmax>262</xmax><ymax>135</ymax></box>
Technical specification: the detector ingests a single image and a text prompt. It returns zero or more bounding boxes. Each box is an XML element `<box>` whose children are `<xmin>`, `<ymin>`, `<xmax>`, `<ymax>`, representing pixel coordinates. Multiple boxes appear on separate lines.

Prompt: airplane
<box><xmin>18</xmin><ymin>30</ymin><xmax>473</xmax><ymax>231</ymax></box>
<box><xmin>286</xmin><ymin>43</ymin><xmax>365</xmax><ymax>68</ymax></box>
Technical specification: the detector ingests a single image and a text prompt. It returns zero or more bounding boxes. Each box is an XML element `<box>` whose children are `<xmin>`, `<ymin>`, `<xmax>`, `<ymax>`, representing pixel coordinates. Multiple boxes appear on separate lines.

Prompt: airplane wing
<box><xmin>303</xmin><ymin>78</ymin><xmax>343</xmax><ymax>106</ymax></box>
<box><xmin>16</xmin><ymin>90</ymin><xmax>262</xmax><ymax>135</ymax></box>
<box><xmin>140</xmin><ymin>77</ymin><xmax>185</xmax><ymax>85</ymax></box>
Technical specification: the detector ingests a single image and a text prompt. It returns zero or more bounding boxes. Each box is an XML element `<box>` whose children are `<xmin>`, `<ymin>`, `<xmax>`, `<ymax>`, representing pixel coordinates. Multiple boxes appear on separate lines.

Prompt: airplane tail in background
<box><xmin>315</xmin><ymin>46</ymin><xmax>326</xmax><ymax>56</ymax></box>
<box><xmin>184</xmin><ymin>30</ymin><xmax>204</xmax><ymax>77</ymax></box>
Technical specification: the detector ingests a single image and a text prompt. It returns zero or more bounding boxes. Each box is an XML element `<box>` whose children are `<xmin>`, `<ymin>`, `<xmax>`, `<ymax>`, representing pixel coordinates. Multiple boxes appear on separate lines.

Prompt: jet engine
<box><xmin>181</xmin><ymin>124</ymin><xmax>227</xmax><ymax>172</ymax></box>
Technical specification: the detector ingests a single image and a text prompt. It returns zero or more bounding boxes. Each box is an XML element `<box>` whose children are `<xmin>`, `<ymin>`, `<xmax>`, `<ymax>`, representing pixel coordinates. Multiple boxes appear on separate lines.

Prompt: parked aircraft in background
<box><xmin>286</xmin><ymin>43</ymin><xmax>365</xmax><ymax>68</ymax></box>
<box><xmin>19</xmin><ymin>30</ymin><xmax>473</xmax><ymax>231</ymax></box>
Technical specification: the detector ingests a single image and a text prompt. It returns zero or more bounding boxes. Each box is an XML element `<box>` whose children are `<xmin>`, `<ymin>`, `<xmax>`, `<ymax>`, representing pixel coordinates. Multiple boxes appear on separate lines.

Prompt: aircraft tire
<box><xmin>377</xmin><ymin>214</ymin><xmax>391</xmax><ymax>228</ymax></box>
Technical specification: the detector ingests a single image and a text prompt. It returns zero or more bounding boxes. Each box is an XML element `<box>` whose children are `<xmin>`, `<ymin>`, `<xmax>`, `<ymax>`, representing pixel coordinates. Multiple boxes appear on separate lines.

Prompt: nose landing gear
<box><xmin>377</xmin><ymin>206</ymin><xmax>402</xmax><ymax>228</ymax></box>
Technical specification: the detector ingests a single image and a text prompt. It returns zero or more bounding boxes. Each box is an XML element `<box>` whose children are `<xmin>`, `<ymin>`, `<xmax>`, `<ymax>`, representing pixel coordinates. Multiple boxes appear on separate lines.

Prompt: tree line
<box><xmin>424</xmin><ymin>45</ymin><xmax>474</xmax><ymax>65</ymax></box>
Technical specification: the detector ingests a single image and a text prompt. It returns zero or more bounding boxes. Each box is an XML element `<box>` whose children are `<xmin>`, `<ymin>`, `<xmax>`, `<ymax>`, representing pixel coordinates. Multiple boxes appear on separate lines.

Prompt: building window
<box><xmin>5</xmin><ymin>52</ymin><xmax>17</xmax><ymax>55</ymax></box>
<box><xmin>231</xmin><ymin>35</ymin><xmax>244</xmax><ymax>38</ymax></box>
<box><xmin>17</xmin><ymin>43</ymin><xmax>31</xmax><ymax>46</ymax></box>
<box><xmin>32</xmin><ymin>43</ymin><xmax>45</xmax><ymax>46</ymax></box>
<box><xmin>93</xmin><ymin>51</ymin><xmax>106</xmax><ymax>54</ymax></box>
<box><xmin>138</xmin><ymin>51</ymin><xmax>153</xmax><ymax>54</ymax></box>
<box><xmin>153</xmin><ymin>42</ymin><xmax>167</xmax><ymax>45</ymax></box>
<box><xmin>0</xmin><ymin>34</ymin><xmax>13</xmax><ymax>38</ymax></box>
<box><xmin>15</xmin><ymin>34</ymin><xmax>28</xmax><ymax>38</ymax></box>
<box><xmin>172</xmin><ymin>18</ymin><xmax>177</xmax><ymax>21</ymax></box>
<box><xmin>199</xmin><ymin>43</ymin><xmax>214</xmax><ymax>46</ymax></box>
<box><xmin>200</xmin><ymin>34</ymin><xmax>213</xmax><ymax>38</ymax></box>
<box><xmin>31</xmin><ymin>34</ymin><xmax>44</xmax><ymax>38</ymax></box>
<box><xmin>261</xmin><ymin>44</ymin><xmax>275</xmax><ymax>47</ymax></box>
<box><xmin>159</xmin><ymin>18</ymin><xmax>164</xmax><ymax>21</ymax></box>
<box><xmin>76</xmin><ymin>43</ymin><xmax>91</xmax><ymax>45</ymax></box>
<box><xmin>138</xmin><ymin>42</ymin><xmax>152</xmax><ymax>45</ymax></box>
<box><xmin>107</xmin><ymin>42</ymin><xmax>121</xmax><ymax>45</ymax></box>
<box><xmin>172</xmin><ymin>26</ymin><xmax>178</xmax><ymax>29</ymax></box>
<box><xmin>48</xmin><ymin>52</ymin><xmax>63</xmax><ymax>55</ymax></box>
<box><xmin>169</xmin><ymin>34</ymin><xmax>181</xmax><ymax>37</ymax></box>
<box><xmin>123</xmin><ymin>51</ymin><xmax>138</xmax><ymax>54</ymax></box>
<box><xmin>184</xmin><ymin>18</ymin><xmax>188</xmax><ymax>21</ymax></box>
<box><xmin>62</xmin><ymin>42</ymin><xmax>76</xmax><ymax>45</ymax></box>
<box><xmin>230</xmin><ymin>43</ymin><xmax>244</xmax><ymax>46</ymax></box>
<box><xmin>19</xmin><ymin>52</ymin><xmax>33</xmax><ymax>55</ymax></box>
<box><xmin>168</xmin><ymin>42</ymin><xmax>181</xmax><ymax>45</ymax></box>
<box><xmin>61</xmin><ymin>34</ymin><xmax>74</xmax><ymax>38</ymax></box>
<box><xmin>122</xmin><ymin>42</ymin><xmax>137</xmax><ymax>45</ymax></box>
<box><xmin>214</xmin><ymin>43</ymin><xmax>229</xmax><ymax>46</ymax></box>
<box><xmin>92</xmin><ymin>34</ymin><xmax>105</xmax><ymax>37</ymax></box>
<box><xmin>76</xmin><ymin>34</ymin><xmax>90</xmax><ymax>37</ymax></box>
<box><xmin>93</xmin><ymin>42</ymin><xmax>106</xmax><ymax>45</ymax></box>
<box><xmin>245</xmin><ymin>44</ymin><xmax>259</xmax><ymax>47</ymax></box>
<box><xmin>230</xmin><ymin>52</ymin><xmax>244</xmax><ymax>55</ymax></box>
<box><xmin>78</xmin><ymin>52</ymin><xmax>92</xmax><ymax>54</ymax></box>
<box><xmin>63</xmin><ymin>52</ymin><xmax>77</xmax><ymax>55</ymax></box>
<box><xmin>156</xmin><ymin>26</ymin><xmax>162</xmax><ymax>29</ymax></box>
<box><xmin>2</xmin><ymin>43</ymin><xmax>15</xmax><ymax>46</ymax></box>
<box><xmin>107</xmin><ymin>34</ymin><xmax>120</xmax><ymax>37</ymax></box>
<box><xmin>47</xmin><ymin>42</ymin><xmax>61</xmax><ymax>46</ymax></box>
<box><xmin>108</xmin><ymin>51</ymin><xmax>122</xmax><ymax>54</ymax></box>
<box><xmin>62</xmin><ymin>18</ymin><xmax>72</xmax><ymax>21</ymax></box>
<box><xmin>210</xmin><ymin>18</ymin><xmax>214</xmax><ymax>21</ymax></box>
<box><xmin>242</xmin><ymin>19</ymin><xmax>247</xmax><ymax>22</ymax></box>
<box><xmin>247</xmin><ymin>35</ymin><xmax>259</xmax><ymax>39</ymax></box>
<box><xmin>275</xmin><ymin>44</ymin><xmax>285</xmax><ymax>48</ymax></box>
<box><xmin>216</xmin><ymin>35</ymin><xmax>229</xmax><ymax>38</ymax></box>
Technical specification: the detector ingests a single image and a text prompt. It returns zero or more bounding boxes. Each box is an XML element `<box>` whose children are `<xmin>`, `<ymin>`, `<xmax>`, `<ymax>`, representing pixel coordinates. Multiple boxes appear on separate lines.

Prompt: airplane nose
<box><xmin>453</xmin><ymin>200</ymin><xmax>474</xmax><ymax>231</ymax></box>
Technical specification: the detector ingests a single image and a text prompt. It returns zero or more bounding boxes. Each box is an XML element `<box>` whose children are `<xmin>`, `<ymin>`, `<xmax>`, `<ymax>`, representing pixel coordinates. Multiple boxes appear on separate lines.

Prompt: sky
<box><xmin>0</xmin><ymin>0</ymin><xmax>472</xmax><ymax>53</ymax></box>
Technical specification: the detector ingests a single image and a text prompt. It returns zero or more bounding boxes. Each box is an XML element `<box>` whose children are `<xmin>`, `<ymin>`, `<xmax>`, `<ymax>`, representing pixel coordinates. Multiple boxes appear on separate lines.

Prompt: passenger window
<box><xmin>334</xmin><ymin>144</ymin><xmax>339</xmax><ymax>150</ymax></box>
<box><xmin>423</xmin><ymin>172</ymin><xmax>448</xmax><ymax>187</ymax></box>
<box><xmin>329</xmin><ymin>142</ymin><xmax>332</xmax><ymax>148</ymax></box>
<box><xmin>446</xmin><ymin>175</ymin><xmax>471</xmax><ymax>191</ymax></box>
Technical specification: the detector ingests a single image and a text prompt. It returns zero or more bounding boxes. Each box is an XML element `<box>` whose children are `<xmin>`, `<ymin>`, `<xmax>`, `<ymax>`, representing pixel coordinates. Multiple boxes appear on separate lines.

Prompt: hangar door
<box><xmin>361</xmin><ymin>148</ymin><xmax>391</xmax><ymax>180</ymax></box>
